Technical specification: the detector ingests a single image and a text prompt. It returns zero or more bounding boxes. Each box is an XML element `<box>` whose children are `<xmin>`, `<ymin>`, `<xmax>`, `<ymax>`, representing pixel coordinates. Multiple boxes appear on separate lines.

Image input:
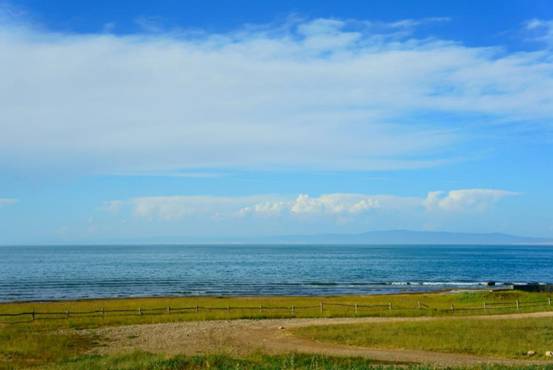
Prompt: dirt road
<box><xmin>89</xmin><ymin>311</ymin><xmax>553</xmax><ymax>367</ymax></box>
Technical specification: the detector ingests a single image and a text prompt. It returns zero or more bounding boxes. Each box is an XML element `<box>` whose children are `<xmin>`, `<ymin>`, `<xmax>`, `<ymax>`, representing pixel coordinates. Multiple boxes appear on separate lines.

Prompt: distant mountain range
<box><xmin>247</xmin><ymin>230</ymin><xmax>553</xmax><ymax>245</ymax></box>
<box><xmin>26</xmin><ymin>230</ymin><xmax>553</xmax><ymax>246</ymax></box>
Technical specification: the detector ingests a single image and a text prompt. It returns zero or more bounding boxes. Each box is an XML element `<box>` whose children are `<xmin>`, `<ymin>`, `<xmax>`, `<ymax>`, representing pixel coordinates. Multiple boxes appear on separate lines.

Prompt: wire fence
<box><xmin>1</xmin><ymin>297</ymin><xmax>551</xmax><ymax>323</ymax></box>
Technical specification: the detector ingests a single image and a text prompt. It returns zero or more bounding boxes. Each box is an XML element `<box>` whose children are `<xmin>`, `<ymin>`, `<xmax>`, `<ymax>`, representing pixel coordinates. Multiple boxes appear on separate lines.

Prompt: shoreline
<box><xmin>1</xmin><ymin>282</ymin><xmax>545</xmax><ymax>305</ymax></box>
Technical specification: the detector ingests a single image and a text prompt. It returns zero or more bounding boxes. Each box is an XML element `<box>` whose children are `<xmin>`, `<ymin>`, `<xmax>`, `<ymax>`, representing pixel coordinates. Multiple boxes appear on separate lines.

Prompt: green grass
<box><xmin>40</xmin><ymin>351</ymin><xmax>407</xmax><ymax>370</ymax></box>
<box><xmin>1</xmin><ymin>290</ymin><xmax>552</xmax><ymax>369</ymax></box>
<box><xmin>0</xmin><ymin>325</ymin><xmax>101</xmax><ymax>369</ymax></box>
<box><xmin>294</xmin><ymin>317</ymin><xmax>553</xmax><ymax>360</ymax></box>
<box><xmin>1</xmin><ymin>290</ymin><xmax>550</xmax><ymax>326</ymax></box>
<box><xmin>27</xmin><ymin>351</ymin><xmax>553</xmax><ymax>370</ymax></box>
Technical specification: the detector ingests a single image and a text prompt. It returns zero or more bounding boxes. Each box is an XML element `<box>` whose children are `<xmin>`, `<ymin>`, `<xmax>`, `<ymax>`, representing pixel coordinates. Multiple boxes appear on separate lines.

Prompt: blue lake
<box><xmin>1</xmin><ymin>244</ymin><xmax>552</xmax><ymax>301</ymax></box>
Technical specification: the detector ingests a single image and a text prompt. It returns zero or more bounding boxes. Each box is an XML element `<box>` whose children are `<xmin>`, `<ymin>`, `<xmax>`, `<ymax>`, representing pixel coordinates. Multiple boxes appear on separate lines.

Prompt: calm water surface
<box><xmin>1</xmin><ymin>244</ymin><xmax>552</xmax><ymax>301</ymax></box>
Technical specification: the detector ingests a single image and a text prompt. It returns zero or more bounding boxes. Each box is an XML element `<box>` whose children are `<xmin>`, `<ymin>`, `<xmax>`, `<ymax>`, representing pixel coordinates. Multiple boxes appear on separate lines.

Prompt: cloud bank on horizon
<box><xmin>0</xmin><ymin>1</ymin><xmax>552</xmax><ymax>243</ymax></box>
<box><xmin>105</xmin><ymin>188</ymin><xmax>515</xmax><ymax>221</ymax></box>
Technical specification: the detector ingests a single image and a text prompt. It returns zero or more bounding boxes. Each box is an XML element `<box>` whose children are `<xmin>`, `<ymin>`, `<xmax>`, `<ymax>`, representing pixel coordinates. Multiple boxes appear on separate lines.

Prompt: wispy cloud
<box><xmin>111</xmin><ymin>171</ymin><xmax>224</xmax><ymax>178</ymax></box>
<box><xmin>0</xmin><ymin>198</ymin><xmax>17</xmax><ymax>207</ymax></box>
<box><xmin>525</xmin><ymin>19</ymin><xmax>553</xmax><ymax>47</ymax></box>
<box><xmin>1</xmin><ymin>12</ymin><xmax>553</xmax><ymax>173</ymax></box>
<box><xmin>134</xmin><ymin>16</ymin><xmax>167</xmax><ymax>33</ymax></box>
<box><xmin>101</xmin><ymin>200</ymin><xmax>124</xmax><ymax>213</ymax></box>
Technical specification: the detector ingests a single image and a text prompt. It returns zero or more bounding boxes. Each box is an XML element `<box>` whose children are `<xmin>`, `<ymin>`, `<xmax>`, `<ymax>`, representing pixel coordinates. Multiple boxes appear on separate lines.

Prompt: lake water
<box><xmin>1</xmin><ymin>244</ymin><xmax>552</xmax><ymax>302</ymax></box>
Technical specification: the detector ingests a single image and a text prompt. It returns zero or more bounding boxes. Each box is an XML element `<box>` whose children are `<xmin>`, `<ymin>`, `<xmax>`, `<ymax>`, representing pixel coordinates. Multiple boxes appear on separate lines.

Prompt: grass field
<box><xmin>1</xmin><ymin>289</ymin><xmax>551</xmax><ymax>325</ymax></box>
<box><xmin>1</xmin><ymin>290</ymin><xmax>552</xmax><ymax>369</ymax></box>
<box><xmin>40</xmin><ymin>352</ymin><xmax>403</xmax><ymax>370</ymax></box>
<box><xmin>294</xmin><ymin>316</ymin><xmax>553</xmax><ymax>360</ymax></box>
<box><xmin>31</xmin><ymin>351</ymin><xmax>553</xmax><ymax>370</ymax></box>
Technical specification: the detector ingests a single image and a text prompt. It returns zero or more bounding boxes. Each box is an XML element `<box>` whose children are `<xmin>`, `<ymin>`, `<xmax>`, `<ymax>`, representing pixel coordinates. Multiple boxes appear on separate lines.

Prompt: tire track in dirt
<box><xmin>88</xmin><ymin>311</ymin><xmax>553</xmax><ymax>367</ymax></box>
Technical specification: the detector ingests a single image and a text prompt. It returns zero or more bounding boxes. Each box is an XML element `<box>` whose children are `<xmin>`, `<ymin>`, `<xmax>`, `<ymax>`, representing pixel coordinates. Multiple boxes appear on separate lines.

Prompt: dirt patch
<box><xmin>87</xmin><ymin>311</ymin><xmax>553</xmax><ymax>367</ymax></box>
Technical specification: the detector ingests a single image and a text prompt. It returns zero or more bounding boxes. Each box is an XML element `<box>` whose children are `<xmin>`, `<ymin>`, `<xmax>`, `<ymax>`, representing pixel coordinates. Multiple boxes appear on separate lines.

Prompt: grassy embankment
<box><xmin>0</xmin><ymin>290</ymin><xmax>552</xmax><ymax>369</ymax></box>
<box><xmin>295</xmin><ymin>317</ymin><xmax>553</xmax><ymax>360</ymax></box>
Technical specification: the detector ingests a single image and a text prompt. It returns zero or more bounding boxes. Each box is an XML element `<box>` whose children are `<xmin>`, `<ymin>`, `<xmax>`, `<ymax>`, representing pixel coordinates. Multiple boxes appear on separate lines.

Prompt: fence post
<box><xmin>483</xmin><ymin>302</ymin><xmax>486</xmax><ymax>310</ymax></box>
<box><xmin>138</xmin><ymin>307</ymin><xmax>142</xmax><ymax>316</ymax></box>
<box><xmin>450</xmin><ymin>304</ymin><xmax>455</xmax><ymax>313</ymax></box>
<box><xmin>167</xmin><ymin>306</ymin><xmax>171</xmax><ymax>314</ymax></box>
<box><xmin>516</xmin><ymin>300</ymin><xmax>519</xmax><ymax>311</ymax></box>
<box><xmin>259</xmin><ymin>305</ymin><xmax>262</xmax><ymax>313</ymax></box>
<box><xmin>388</xmin><ymin>302</ymin><xmax>392</xmax><ymax>311</ymax></box>
<box><xmin>291</xmin><ymin>305</ymin><xmax>295</xmax><ymax>315</ymax></box>
<box><xmin>101</xmin><ymin>307</ymin><xmax>105</xmax><ymax>318</ymax></box>
<box><xmin>31</xmin><ymin>308</ymin><xmax>35</xmax><ymax>321</ymax></box>
<box><xmin>195</xmin><ymin>305</ymin><xmax>199</xmax><ymax>313</ymax></box>
<box><xmin>320</xmin><ymin>302</ymin><xmax>324</xmax><ymax>314</ymax></box>
<box><xmin>417</xmin><ymin>301</ymin><xmax>421</xmax><ymax>310</ymax></box>
<box><xmin>354</xmin><ymin>304</ymin><xmax>358</xmax><ymax>314</ymax></box>
<box><xmin>65</xmin><ymin>310</ymin><xmax>69</xmax><ymax>319</ymax></box>
<box><xmin>548</xmin><ymin>297</ymin><xmax>551</xmax><ymax>306</ymax></box>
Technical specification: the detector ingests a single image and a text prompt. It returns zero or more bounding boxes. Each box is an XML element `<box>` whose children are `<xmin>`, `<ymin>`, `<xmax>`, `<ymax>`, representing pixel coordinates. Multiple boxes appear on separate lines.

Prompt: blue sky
<box><xmin>1</xmin><ymin>0</ymin><xmax>553</xmax><ymax>244</ymax></box>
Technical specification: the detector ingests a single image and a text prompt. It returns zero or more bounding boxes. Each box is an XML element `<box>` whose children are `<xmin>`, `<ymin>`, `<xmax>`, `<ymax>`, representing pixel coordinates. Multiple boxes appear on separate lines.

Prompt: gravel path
<box><xmin>89</xmin><ymin>311</ymin><xmax>553</xmax><ymax>367</ymax></box>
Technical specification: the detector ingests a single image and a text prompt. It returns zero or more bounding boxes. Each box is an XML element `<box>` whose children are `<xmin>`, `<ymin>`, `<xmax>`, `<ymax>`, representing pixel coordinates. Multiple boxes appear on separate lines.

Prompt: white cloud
<box><xmin>290</xmin><ymin>193</ymin><xmax>381</xmax><ymax>215</ymax></box>
<box><xmin>106</xmin><ymin>188</ymin><xmax>513</xmax><ymax>221</ymax></box>
<box><xmin>238</xmin><ymin>200</ymin><xmax>290</xmax><ymax>217</ymax></box>
<box><xmin>0</xmin><ymin>198</ymin><xmax>17</xmax><ymax>207</ymax></box>
<box><xmin>130</xmin><ymin>195</ymin><xmax>283</xmax><ymax>220</ymax></box>
<box><xmin>424</xmin><ymin>189</ymin><xmax>517</xmax><ymax>212</ymax></box>
<box><xmin>1</xmin><ymin>14</ymin><xmax>553</xmax><ymax>173</ymax></box>
<box><xmin>525</xmin><ymin>19</ymin><xmax>553</xmax><ymax>47</ymax></box>
<box><xmin>116</xmin><ymin>193</ymin><xmax>392</xmax><ymax>220</ymax></box>
<box><xmin>239</xmin><ymin>193</ymin><xmax>409</xmax><ymax>218</ymax></box>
